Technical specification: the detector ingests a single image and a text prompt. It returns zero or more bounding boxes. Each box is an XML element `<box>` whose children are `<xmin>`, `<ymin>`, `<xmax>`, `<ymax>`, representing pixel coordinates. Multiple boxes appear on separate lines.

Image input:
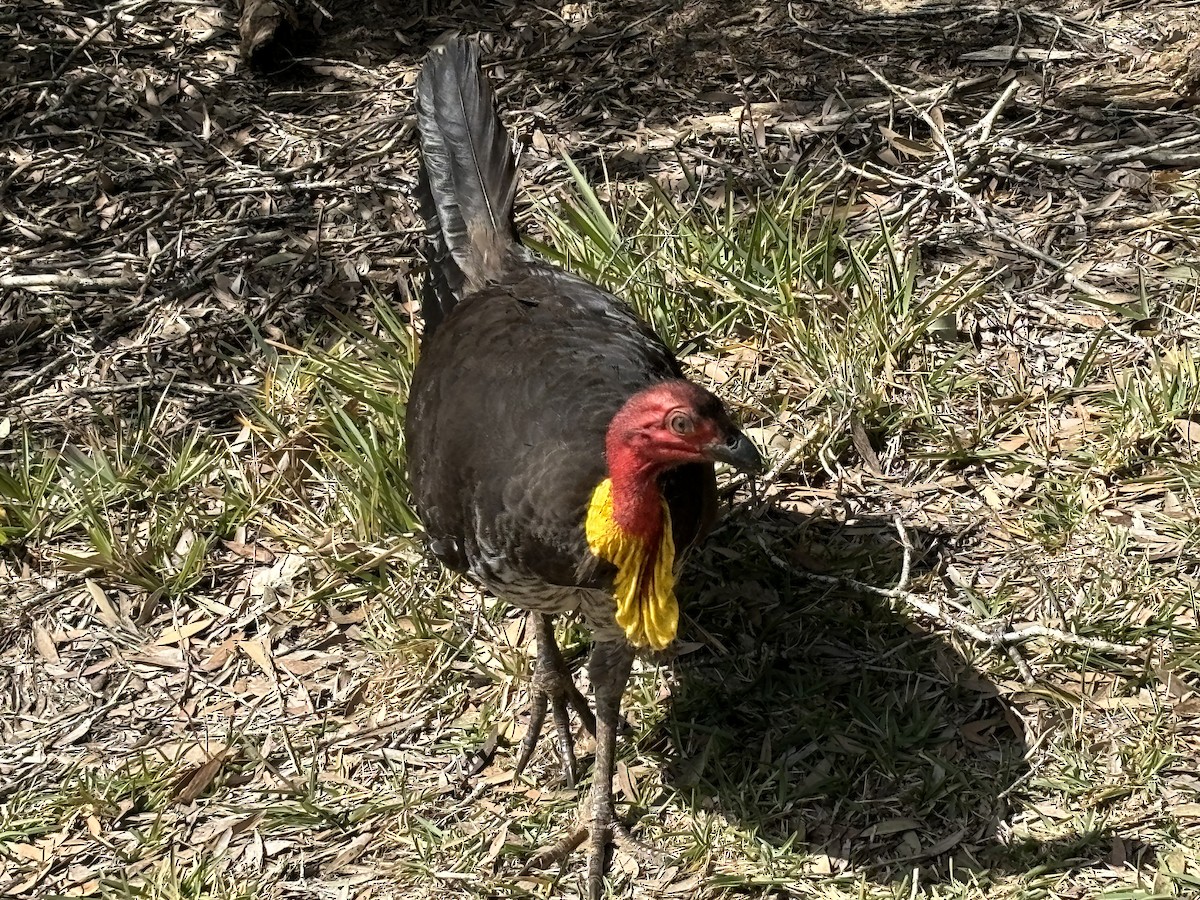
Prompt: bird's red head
<box><xmin>604</xmin><ymin>379</ymin><xmax>761</xmax><ymax>536</ymax></box>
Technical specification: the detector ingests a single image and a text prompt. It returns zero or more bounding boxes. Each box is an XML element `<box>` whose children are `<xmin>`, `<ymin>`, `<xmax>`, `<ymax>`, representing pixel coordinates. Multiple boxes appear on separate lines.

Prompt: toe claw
<box><xmin>521</xmin><ymin>815</ymin><xmax>663</xmax><ymax>889</ymax></box>
<box><xmin>515</xmin><ymin>615</ymin><xmax>591</xmax><ymax>783</ymax></box>
<box><xmin>513</xmin><ymin>685</ymin><xmax>548</xmax><ymax>778</ymax></box>
<box><xmin>549</xmin><ymin>691</ymin><xmax>577</xmax><ymax>787</ymax></box>
<box><xmin>524</xmin><ymin>823</ymin><xmax>589</xmax><ymax>872</ymax></box>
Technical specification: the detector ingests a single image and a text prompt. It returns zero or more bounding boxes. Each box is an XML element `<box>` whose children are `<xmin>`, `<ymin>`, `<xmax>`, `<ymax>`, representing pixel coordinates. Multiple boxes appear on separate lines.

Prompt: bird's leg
<box><xmin>585</xmin><ymin>639</ymin><xmax>635</xmax><ymax>900</ymax></box>
<box><xmin>513</xmin><ymin>614</ymin><xmax>596</xmax><ymax>786</ymax></box>
<box><xmin>523</xmin><ymin>640</ymin><xmax>663</xmax><ymax>887</ymax></box>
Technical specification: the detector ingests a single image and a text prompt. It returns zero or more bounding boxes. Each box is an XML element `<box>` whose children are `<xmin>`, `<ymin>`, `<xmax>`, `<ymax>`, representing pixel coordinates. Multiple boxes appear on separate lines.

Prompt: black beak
<box><xmin>706</xmin><ymin>429</ymin><xmax>764</xmax><ymax>473</ymax></box>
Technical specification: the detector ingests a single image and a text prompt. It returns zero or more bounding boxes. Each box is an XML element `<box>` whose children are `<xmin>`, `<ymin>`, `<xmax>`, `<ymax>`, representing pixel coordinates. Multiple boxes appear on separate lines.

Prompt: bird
<box><xmin>404</xmin><ymin>37</ymin><xmax>762</xmax><ymax>898</ymax></box>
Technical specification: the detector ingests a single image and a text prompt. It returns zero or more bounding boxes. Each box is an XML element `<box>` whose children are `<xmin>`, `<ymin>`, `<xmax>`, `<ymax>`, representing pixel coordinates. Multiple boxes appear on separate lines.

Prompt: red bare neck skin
<box><xmin>605</xmin><ymin>433</ymin><xmax>665</xmax><ymax>539</ymax></box>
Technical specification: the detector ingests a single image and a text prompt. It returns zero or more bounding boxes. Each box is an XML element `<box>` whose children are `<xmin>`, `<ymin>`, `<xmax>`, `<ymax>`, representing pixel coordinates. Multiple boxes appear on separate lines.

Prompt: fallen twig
<box><xmin>975</xmin><ymin>79</ymin><xmax>1021</xmax><ymax>143</ymax></box>
<box><xmin>1002</xmin><ymin>132</ymin><xmax>1200</xmax><ymax>169</ymax></box>
<box><xmin>0</xmin><ymin>274</ymin><xmax>139</xmax><ymax>291</ymax></box>
<box><xmin>800</xmin><ymin>518</ymin><xmax>1150</xmax><ymax>677</ymax></box>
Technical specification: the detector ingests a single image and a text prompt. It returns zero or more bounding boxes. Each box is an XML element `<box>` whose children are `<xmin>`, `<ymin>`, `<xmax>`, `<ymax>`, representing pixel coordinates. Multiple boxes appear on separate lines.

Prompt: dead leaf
<box><xmin>173</xmin><ymin>749</ymin><xmax>230</xmax><ymax>804</ymax></box>
<box><xmin>156</xmin><ymin>616</ymin><xmax>214</xmax><ymax>645</ymax></box>
<box><xmin>1174</xmin><ymin>418</ymin><xmax>1200</xmax><ymax>446</ymax></box>
<box><xmin>32</xmin><ymin>623</ymin><xmax>60</xmax><ymax>663</ymax></box>
<box><xmin>483</xmin><ymin>821</ymin><xmax>509</xmax><ymax>866</ymax></box>
<box><xmin>879</xmin><ymin>125</ymin><xmax>937</xmax><ymax>159</ymax></box>
<box><xmin>959</xmin><ymin>718</ymin><xmax>1002</xmax><ymax>746</ymax></box>
<box><xmin>222</xmin><ymin>539</ymin><xmax>276</xmax><ymax>563</ymax></box>
<box><xmin>238</xmin><ymin>637</ymin><xmax>276</xmax><ymax>679</ymax></box>
<box><xmin>850</xmin><ymin>417</ymin><xmax>883</xmax><ymax>474</ymax></box>
<box><xmin>865</xmin><ymin>817</ymin><xmax>921</xmax><ymax>837</ymax></box>
<box><xmin>923</xmin><ymin>826</ymin><xmax>967</xmax><ymax>858</ymax></box>
<box><xmin>330</xmin><ymin>830</ymin><xmax>376</xmax><ymax>870</ymax></box>
<box><xmin>997</xmin><ymin>433</ymin><xmax>1029</xmax><ymax>454</ymax></box>
<box><xmin>85</xmin><ymin>579</ymin><xmax>122</xmax><ymax>628</ymax></box>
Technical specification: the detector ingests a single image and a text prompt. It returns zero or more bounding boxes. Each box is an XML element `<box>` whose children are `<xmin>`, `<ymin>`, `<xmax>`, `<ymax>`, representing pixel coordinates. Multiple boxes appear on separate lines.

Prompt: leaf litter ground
<box><xmin>2</xmin><ymin>1</ymin><xmax>1200</xmax><ymax>898</ymax></box>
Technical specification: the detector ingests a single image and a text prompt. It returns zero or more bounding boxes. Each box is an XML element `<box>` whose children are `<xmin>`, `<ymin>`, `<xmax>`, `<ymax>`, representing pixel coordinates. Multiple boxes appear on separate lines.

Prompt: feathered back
<box><xmin>415</xmin><ymin>38</ymin><xmax>520</xmax><ymax>341</ymax></box>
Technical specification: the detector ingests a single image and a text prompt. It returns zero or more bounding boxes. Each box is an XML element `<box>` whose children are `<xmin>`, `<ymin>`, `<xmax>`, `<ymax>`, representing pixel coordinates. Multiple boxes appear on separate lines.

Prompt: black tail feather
<box><xmin>415</xmin><ymin>38</ymin><xmax>519</xmax><ymax>340</ymax></box>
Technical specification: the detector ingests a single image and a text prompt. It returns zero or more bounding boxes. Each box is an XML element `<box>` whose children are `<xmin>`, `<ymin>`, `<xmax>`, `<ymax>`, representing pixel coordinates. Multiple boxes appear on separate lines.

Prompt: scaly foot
<box><xmin>523</xmin><ymin>795</ymin><xmax>660</xmax><ymax>897</ymax></box>
<box><xmin>522</xmin><ymin>639</ymin><xmax>661</xmax><ymax>900</ymax></box>
<box><xmin>512</xmin><ymin>614</ymin><xmax>596</xmax><ymax>786</ymax></box>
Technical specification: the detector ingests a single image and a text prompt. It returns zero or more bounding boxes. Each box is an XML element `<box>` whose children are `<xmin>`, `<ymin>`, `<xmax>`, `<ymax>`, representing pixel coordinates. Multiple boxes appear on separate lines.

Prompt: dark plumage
<box><xmin>408</xmin><ymin>266</ymin><xmax>718</xmax><ymax>604</ymax></box>
<box><xmin>404</xmin><ymin>38</ymin><xmax>761</xmax><ymax>897</ymax></box>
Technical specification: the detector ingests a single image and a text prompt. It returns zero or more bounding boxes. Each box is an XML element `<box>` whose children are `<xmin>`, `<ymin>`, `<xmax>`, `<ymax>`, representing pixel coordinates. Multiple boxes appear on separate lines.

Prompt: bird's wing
<box><xmin>406</xmin><ymin>265</ymin><xmax>716</xmax><ymax>589</ymax></box>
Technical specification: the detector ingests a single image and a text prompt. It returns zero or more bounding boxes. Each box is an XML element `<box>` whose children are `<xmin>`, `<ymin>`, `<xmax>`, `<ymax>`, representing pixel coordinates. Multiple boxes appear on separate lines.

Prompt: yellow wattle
<box><xmin>584</xmin><ymin>478</ymin><xmax>678</xmax><ymax>651</ymax></box>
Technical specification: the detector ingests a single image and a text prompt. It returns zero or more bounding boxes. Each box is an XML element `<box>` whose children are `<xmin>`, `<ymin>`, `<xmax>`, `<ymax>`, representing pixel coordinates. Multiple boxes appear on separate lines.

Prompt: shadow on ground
<box><xmin>657</xmin><ymin>504</ymin><xmax>1028</xmax><ymax>883</ymax></box>
<box><xmin>636</xmin><ymin>501</ymin><xmax>1164</xmax><ymax>885</ymax></box>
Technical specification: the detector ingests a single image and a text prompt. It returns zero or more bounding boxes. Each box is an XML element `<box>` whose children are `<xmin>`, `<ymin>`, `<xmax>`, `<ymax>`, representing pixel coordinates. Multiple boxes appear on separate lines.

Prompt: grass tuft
<box><xmin>534</xmin><ymin>163</ymin><xmax>986</xmax><ymax>465</ymax></box>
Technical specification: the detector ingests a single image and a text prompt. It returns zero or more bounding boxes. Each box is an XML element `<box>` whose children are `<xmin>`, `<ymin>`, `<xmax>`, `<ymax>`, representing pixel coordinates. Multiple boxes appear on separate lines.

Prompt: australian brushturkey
<box><xmin>405</xmin><ymin>38</ymin><xmax>762</xmax><ymax>896</ymax></box>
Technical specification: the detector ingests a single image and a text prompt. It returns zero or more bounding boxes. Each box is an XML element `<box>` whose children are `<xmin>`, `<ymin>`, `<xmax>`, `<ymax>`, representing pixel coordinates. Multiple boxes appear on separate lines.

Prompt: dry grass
<box><xmin>3</xmin><ymin>1</ymin><xmax>1200</xmax><ymax>898</ymax></box>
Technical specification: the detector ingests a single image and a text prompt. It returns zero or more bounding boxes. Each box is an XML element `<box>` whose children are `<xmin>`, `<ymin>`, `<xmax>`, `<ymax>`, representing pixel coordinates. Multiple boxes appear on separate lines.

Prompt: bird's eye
<box><xmin>668</xmin><ymin>412</ymin><xmax>694</xmax><ymax>435</ymax></box>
